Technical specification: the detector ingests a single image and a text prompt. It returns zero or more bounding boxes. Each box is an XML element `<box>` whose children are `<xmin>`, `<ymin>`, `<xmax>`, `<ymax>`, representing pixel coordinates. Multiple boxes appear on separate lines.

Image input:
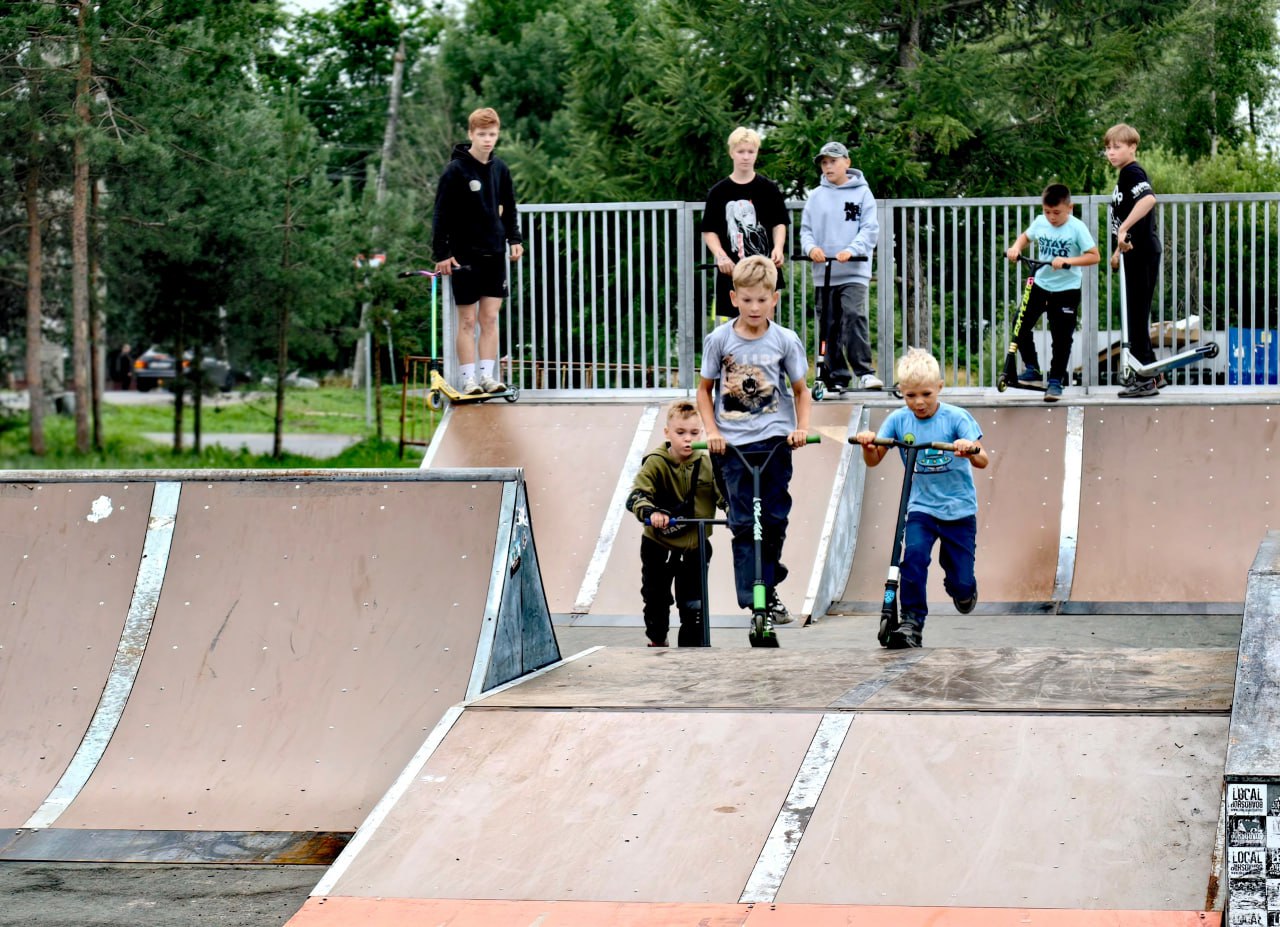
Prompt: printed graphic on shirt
<box><xmin>720</xmin><ymin>353</ymin><xmax>780</xmax><ymax>419</ymax></box>
<box><xmin>1036</xmin><ymin>232</ymin><xmax>1076</xmax><ymax>260</ymax></box>
<box><xmin>899</xmin><ymin>434</ymin><xmax>955</xmax><ymax>473</ymax></box>
<box><xmin>725</xmin><ymin>200</ymin><xmax>770</xmax><ymax>259</ymax></box>
<box><xmin>844</xmin><ymin>202</ymin><xmax>862</xmax><ymax>222</ymax></box>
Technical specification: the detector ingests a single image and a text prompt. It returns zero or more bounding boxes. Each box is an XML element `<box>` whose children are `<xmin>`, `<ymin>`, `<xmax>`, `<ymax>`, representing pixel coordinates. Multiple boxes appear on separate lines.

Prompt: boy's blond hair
<box><xmin>1103</xmin><ymin>123</ymin><xmax>1139</xmax><ymax>147</ymax></box>
<box><xmin>666</xmin><ymin>399</ymin><xmax>699</xmax><ymax>422</ymax></box>
<box><xmin>727</xmin><ymin>127</ymin><xmax>761</xmax><ymax>151</ymax></box>
<box><xmin>896</xmin><ymin>347</ymin><xmax>942</xmax><ymax>387</ymax></box>
<box><xmin>469</xmin><ymin>107</ymin><xmax>501</xmax><ymax>131</ymax></box>
<box><xmin>731</xmin><ymin>254</ymin><xmax>777</xmax><ymax>291</ymax></box>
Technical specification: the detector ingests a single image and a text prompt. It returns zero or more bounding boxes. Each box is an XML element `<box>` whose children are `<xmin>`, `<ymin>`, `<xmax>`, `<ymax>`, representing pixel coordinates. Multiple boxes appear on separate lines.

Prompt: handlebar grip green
<box><xmin>692</xmin><ymin>436</ymin><xmax>819</xmax><ymax>450</ymax></box>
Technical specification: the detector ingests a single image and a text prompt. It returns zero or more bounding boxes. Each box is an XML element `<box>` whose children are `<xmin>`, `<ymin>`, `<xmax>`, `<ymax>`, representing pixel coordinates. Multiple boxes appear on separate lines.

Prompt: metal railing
<box><xmin>433</xmin><ymin>194</ymin><xmax>1280</xmax><ymax>390</ymax></box>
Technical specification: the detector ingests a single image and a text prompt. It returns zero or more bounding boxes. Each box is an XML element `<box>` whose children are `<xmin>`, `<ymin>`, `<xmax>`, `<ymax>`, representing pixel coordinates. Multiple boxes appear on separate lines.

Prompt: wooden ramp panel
<box><xmin>588</xmin><ymin>402</ymin><xmax>854</xmax><ymax>620</ymax></box>
<box><xmin>842</xmin><ymin>405</ymin><xmax>1065</xmax><ymax>608</ymax></box>
<box><xmin>289</xmin><ymin>898</ymin><xmax>1220</xmax><ymax>926</ymax></box>
<box><xmin>0</xmin><ymin>481</ymin><xmax>153</xmax><ymax>828</ymax></box>
<box><xmin>427</xmin><ymin>403</ymin><xmax>647</xmax><ymax>614</ymax></box>
<box><xmin>478</xmin><ymin>646</ymin><xmax>1235</xmax><ymax>713</ymax></box>
<box><xmin>53</xmin><ymin>479</ymin><xmax>501</xmax><ymax>832</ymax></box>
<box><xmin>1073</xmin><ymin>402</ymin><xmax>1280</xmax><ymax>603</ymax></box>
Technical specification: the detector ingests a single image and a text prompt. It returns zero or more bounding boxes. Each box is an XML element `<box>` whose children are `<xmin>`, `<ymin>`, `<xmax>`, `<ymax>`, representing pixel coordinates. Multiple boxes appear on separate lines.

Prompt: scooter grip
<box><xmin>692</xmin><ymin>436</ymin><xmax>819</xmax><ymax>450</ymax></box>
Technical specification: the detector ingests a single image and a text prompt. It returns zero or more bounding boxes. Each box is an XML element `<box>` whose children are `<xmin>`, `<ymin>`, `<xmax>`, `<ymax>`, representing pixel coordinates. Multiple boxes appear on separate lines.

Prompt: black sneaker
<box><xmin>953</xmin><ymin>592</ymin><xmax>978</xmax><ymax>614</ymax></box>
<box><xmin>1017</xmin><ymin>367</ymin><xmax>1043</xmax><ymax>383</ymax></box>
<box><xmin>886</xmin><ymin>618</ymin><xmax>922</xmax><ymax>649</ymax></box>
<box><xmin>1118</xmin><ymin>377</ymin><xmax>1158</xmax><ymax>398</ymax></box>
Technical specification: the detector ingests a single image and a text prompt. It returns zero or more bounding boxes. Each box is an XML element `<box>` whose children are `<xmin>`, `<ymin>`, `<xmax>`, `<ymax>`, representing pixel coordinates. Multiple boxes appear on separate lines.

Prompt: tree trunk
<box><xmin>24</xmin><ymin>158</ymin><xmax>46</xmax><ymax>456</ymax></box>
<box><xmin>90</xmin><ymin>177</ymin><xmax>104</xmax><ymax>450</ymax></box>
<box><xmin>71</xmin><ymin>0</ymin><xmax>93</xmax><ymax>453</ymax></box>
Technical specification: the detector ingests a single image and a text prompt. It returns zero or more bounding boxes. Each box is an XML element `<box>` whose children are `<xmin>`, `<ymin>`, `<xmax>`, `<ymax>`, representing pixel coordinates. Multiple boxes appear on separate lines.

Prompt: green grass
<box><xmin>0</xmin><ymin>386</ymin><xmax>436</xmax><ymax>470</ymax></box>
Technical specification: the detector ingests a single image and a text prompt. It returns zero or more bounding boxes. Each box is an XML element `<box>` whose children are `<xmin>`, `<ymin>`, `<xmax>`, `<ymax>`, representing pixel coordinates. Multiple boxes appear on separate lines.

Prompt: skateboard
<box><xmin>427</xmin><ymin>368</ymin><xmax>519</xmax><ymax>410</ymax></box>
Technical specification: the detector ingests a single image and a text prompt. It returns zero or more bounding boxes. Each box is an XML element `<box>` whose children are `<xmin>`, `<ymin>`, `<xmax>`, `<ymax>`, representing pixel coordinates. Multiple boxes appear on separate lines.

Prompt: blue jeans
<box><xmin>899</xmin><ymin>511</ymin><xmax>978</xmax><ymax>625</ymax></box>
<box><xmin>715</xmin><ymin>437</ymin><xmax>793</xmax><ymax>608</ymax></box>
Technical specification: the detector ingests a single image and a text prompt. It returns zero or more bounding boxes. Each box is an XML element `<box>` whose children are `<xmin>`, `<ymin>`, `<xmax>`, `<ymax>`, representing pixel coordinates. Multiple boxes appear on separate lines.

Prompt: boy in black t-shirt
<box><xmin>1104</xmin><ymin>122</ymin><xmax>1162</xmax><ymax>398</ymax></box>
<box><xmin>702</xmin><ymin>127</ymin><xmax>789</xmax><ymax>319</ymax></box>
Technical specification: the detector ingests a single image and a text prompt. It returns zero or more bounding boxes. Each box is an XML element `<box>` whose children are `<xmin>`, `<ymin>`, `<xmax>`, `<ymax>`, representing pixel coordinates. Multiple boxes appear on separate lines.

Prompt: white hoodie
<box><xmin>799</xmin><ymin>169</ymin><xmax>878</xmax><ymax>286</ymax></box>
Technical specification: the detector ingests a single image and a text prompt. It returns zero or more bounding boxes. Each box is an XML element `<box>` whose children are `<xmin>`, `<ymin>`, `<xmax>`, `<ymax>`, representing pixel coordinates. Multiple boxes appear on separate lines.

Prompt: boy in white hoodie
<box><xmin>799</xmin><ymin>141</ymin><xmax>881</xmax><ymax>391</ymax></box>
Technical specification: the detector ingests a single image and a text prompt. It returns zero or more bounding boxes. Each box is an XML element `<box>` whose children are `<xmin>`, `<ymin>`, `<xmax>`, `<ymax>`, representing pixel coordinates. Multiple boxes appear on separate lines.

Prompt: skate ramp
<box><xmin>840</xmin><ymin>400</ymin><xmax>1280</xmax><ymax>612</ymax></box>
<box><xmin>424</xmin><ymin>398</ymin><xmax>860</xmax><ymax>622</ymax></box>
<box><xmin>294</xmin><ymin>639</ymin><xmax>1231</xmax><ymax>919</ymax></box>
<box><xmin>0</xmin><ymin>469</ymin><xmax>557</xmax><ymax>862</ymax></box>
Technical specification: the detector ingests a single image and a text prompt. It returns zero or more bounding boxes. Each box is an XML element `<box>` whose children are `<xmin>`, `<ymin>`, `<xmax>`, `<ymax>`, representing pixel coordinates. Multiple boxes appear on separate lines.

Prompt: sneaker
<box><xmin>886</xmin><ymin>617</ymin><xmax>922</xmax><ymax>649</ymax></box>
<box><xmin>647</xmin><ymin>639</ymin><xmax>669</xmax><ymax>648</ymax></box>
<box><xmin>460</xmin><ymin>376</ymin><xmax>482</xmax><ymax>395</ymax></box>
<box><xmin>953</xmin><ymin>591</ymin><xmax>978</xmax><ymax>614</ymax></box>
<box><xmin>858</xmin><ymin>373</ymin><xmax>884</xmax><ymax>390</ymax></box>
<box><xmin>1118</xmin><ymin>377</ymin><xmax>1158</xmax><ymax>398</ymax></box>
<box><xmin>1044</xmin><ymin>379</ymin><xmax>1063</xmax><ymax>402</ymax></box>
<box><xmin>767</xmin><ymin>590</ymin><xmax>794</xmax><ymax>624</ymax></box>
<box><xmin>1154</xmin><ymin>373</ymin><xmax>1168</xmax><ymax>390</ymax></box>
<box><xmin>478</xmin><ymin>374</ymin><xmax>506</xmax><ymax>394</ymax></box>
<box><xmin>1017</xmin><ymin>367</ymin><xmax>1043</xmax><ymax>383</ymax></box>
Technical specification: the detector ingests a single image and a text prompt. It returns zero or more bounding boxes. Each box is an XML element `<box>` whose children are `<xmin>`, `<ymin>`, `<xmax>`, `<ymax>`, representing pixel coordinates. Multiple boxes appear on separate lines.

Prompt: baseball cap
<box><xmin>814</xmin><ymin>141</ymin><xmax>849</xmax><ymax>164</ymax></box>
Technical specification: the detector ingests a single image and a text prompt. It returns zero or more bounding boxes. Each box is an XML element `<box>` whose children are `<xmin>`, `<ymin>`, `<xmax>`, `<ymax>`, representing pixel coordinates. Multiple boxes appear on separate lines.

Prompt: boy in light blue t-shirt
<box><xmin>853</xmin><ymin>349</ymin><xmax>989</xmax><ymax>648</ymax></box>
<box><xmin>1005</xmin><ymin>183</ymin><xmax>1101</xmax><ymax>401</ymax></box>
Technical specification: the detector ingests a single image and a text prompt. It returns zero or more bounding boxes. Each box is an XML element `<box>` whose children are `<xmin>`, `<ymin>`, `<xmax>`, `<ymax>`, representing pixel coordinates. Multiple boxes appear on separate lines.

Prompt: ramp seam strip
<box><xmin>1053</xmin><ymin>405</ymin><xmax>1084</xmax><ymax>603</ymax></box>
<box><xmin>24</xmin><ymin>481</ymin><xmax>181</xmax><ymax>830</ymax></box>
<box><xmin>572</xmin><ymin>403</ymin><xmax>661</xmax><ymax>614</ymax></box>
<box><xmin>739</xmin><ymin>712</ymin><xmax>854</xmax><ymax>903</ymax></box>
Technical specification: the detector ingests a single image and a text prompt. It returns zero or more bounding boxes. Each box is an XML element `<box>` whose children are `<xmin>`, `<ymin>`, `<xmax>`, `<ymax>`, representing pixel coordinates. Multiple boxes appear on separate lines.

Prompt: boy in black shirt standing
<box><xmin>1104</xmin><ymin>123</ymin><xmax>1162</xmax><ymax>398</ymax></box>
<box><xmin>432</xmin><ymin>107</ymin><xmax>524</xmax><ymax>395</ymax></box>
<box><xmin>702</xmin><ymin>127</ymin><xmax>789</xmax><ymax>320</ymax></box>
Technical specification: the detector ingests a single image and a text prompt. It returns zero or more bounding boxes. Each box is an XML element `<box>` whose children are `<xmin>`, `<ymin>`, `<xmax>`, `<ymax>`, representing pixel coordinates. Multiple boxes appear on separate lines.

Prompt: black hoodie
<box><xmin>431</xmin><ymin>143</ymin><xmax>522</xmax><ymax>263</ymax></box>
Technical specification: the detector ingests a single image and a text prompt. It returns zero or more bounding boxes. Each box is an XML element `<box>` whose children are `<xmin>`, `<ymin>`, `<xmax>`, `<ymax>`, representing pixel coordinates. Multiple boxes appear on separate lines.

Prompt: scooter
<box><xmin>397</xmin><ymin>269</ymin><xmax>520</xmax><ymax>409</ymax></box>
<box><xmin>694</xmin><ymin>435</ymin><xmax>821</xmax><ymax>647</ymax></box>
<box><xmin>1113</xmin><ymin>253</ymin><xmax>1219</xmax><ymax>388</ymax></box>
<box><xmin>643</xmin><ymin>515</ymin><xmax>727</xmax><ymax>647</ymax></box>
<box><xmin>850</xmin><ymin>435</ymin><xmax>969</xmax><ymax>647</ymax></box>
<box><xmin>794</xmin><ymin>252</ymin><xmax>873</xmax><ymax>400</ymax></box>
<box><xmin>996</xmin><ymin>255</ymin><xmax>1054</xmax><ymax>394</ymax></box>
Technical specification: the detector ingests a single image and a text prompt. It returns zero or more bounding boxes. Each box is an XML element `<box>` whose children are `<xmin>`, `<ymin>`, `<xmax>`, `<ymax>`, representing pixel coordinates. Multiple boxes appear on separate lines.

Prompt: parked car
<box><xmin>133</xmin><ymin>347</ymin><xmax>237</xmax><ymax>393</ymax></box>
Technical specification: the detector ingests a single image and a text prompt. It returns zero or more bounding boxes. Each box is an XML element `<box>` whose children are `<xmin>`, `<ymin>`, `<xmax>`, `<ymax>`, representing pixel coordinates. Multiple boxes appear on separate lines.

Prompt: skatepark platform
<box><xmin>4</xmin><ymin>390</ymin><xmax>1280</xmax><ymax>924</ymax></box>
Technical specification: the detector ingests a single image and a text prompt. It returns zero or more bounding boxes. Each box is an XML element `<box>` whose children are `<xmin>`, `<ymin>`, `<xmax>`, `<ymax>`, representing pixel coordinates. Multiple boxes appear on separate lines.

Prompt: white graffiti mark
<box><xmin>86</xmin><ymin>495</ymin><xmax>113</xmax><ymax>523</ymax></box>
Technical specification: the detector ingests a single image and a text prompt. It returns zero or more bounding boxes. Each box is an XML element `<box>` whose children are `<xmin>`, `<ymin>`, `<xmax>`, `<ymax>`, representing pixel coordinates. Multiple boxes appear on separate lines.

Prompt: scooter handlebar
<box><xmin>644</xmin><ymin>516</ymin><xmax>729</xmax><ymax>527</ymax></box>
<box><xmin>692</xmin><ymin>435</ymin><xmax>821</xmax><ymax>451</ymax></box>
<box><xmin>852</xmin><ymin>436</ymin><xmax>964</xmax><ymax>452</ymax></box>
<box><xmin>1015</xmin><ymin>255</ymin><xmax>1054</xmax><ymax>270</ymax></box>
<box><xmin>792</xmin><ymin>251</ymin><xmax>870</xmax><ymax>262</ymax></box>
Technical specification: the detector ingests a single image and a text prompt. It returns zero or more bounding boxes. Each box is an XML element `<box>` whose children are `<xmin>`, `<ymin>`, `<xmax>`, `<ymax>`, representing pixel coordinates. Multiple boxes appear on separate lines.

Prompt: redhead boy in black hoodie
<box><xmin>432</xmin><ymin>107</ymin><xmax>524</xmax><ymax>395</ymax></box>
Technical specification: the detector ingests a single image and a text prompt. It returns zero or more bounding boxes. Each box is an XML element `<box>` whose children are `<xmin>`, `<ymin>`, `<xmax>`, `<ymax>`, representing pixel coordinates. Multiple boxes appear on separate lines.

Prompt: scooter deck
<box><xmin>428</xmin><ymin>371</ymin><xmax>519</xmax><ymax>405</ymax></box>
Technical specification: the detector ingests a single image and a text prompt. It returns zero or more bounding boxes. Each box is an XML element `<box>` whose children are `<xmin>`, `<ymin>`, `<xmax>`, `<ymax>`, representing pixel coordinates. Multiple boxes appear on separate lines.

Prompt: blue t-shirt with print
<box><xmin>878</xmin><ymin>402</ymin><xmax>983</xmax><ymax>520</ymax></box>
<box><xmin>1024</xmin><ymin>214</ymin><xmax>1096</xmax><ymax>293</ymax></box>
<box><xmin>700</xmin><ymin>319</ymin><xmax>807</xmax><ymax>446</ymax></box>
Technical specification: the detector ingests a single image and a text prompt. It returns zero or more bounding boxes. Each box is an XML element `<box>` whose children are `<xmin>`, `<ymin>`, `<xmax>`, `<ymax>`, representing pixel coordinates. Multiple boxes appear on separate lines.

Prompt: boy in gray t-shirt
<box><xmin>696</xmin><ymin>256</ymin><xmax>812</xmax><ymax>627</ymax></box>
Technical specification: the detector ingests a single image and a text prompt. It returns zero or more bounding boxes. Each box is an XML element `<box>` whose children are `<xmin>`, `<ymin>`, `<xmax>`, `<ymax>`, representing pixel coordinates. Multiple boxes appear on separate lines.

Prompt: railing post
<box><xmin>677</xmin><ymin>202</ymin><xmax>697</xmax><ymax>390</ymax></box>
<box><xmin>1081</xmin><ymin>196</ymin><xmax>1102</xmax><ymax>390</ymax></box>
<box><xmin>877</xmin><ymin>201</ymin><xmax>897</xmax><ymax>382</ymax></box>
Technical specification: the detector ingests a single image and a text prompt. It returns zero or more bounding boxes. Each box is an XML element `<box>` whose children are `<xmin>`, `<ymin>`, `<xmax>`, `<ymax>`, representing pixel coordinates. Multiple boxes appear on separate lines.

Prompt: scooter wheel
<box><xmin>504</xmin><ymin>388</ymin><xmax>520</xmax><ymax>403</ymax></box>
<box><xmin>812</xmin><ymin>382</ymin><xmax>825</xmax><ymax>401</ymax></box>
<box><xmin>427</xmin><ymin>390</ymin><xmax>444</xmax><ymax>410</ymax></box>
<box><xmin>996</xmin><ymin>376</ymin><xmax>1009</xmax><ymax>393</ymax></box>
<box><xmin>748</xmin><ymin>612</ymin><xmax>780</xmax><ymax>648</ymax></box>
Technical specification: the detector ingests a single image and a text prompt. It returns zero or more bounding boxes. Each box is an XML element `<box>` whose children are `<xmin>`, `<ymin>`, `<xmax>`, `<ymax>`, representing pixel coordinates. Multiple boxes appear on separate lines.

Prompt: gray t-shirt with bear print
<box><xmin>700</xmin><ymin>318</ymin><xmax>808</xmax><ymax>446</ymax></box>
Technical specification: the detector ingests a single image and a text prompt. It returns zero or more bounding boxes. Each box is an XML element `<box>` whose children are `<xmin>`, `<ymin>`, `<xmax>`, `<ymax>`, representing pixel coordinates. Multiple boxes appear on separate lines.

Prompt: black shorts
<box><xmin>451</xmin><ymin>254</ymin><xmax>509</xmax><ymax>305</ymax></box>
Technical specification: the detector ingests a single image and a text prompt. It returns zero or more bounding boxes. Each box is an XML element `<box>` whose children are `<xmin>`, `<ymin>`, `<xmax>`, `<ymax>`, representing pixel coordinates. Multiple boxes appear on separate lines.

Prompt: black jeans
<box><xmin>715</xmin><ymin>436</ymin><xmax>793</xmax><ymax>608</ymax></box>
<box><xmin>817</xmin><ymin>283</ymin><xmax>874</xmax><ymax>383</ymax></box>
<box><xmin>1015</xmin><ymin>284</ymin><xmax>1080</xmax><ymax>383</ymax></box>
<box><xmin>640</xmin><ymin>536</ymin><xmax>709</xmax><ymax>646</ymax></box>
<box><xmin>1122</xmin><ymin>248</ymin><xmax>1160</xmax><ymax>367</ymax></box>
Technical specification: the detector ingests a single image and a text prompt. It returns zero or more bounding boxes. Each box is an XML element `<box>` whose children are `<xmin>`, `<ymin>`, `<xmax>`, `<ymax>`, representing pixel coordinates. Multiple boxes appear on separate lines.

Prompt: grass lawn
<box><xmin>0</xmin><ymin>386</ymin><xmax>437</xmax><ymax>470</ymax></box>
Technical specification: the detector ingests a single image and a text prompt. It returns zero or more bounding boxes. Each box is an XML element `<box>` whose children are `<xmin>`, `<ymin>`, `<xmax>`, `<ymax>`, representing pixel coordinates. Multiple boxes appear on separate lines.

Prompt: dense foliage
<box><xmin>1</xmin><ymin>0</ymin><xmax>1277</xmax><ymax>452</ymax></box>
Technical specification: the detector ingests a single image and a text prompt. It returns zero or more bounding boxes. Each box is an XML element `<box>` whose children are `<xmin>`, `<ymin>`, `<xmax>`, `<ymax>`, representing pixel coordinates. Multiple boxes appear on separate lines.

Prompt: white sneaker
<box><xmin>767</xmin><ymin>590</ymin><xmax>794</xmax><ymax>624</ymax></box>
<box><xmin>859</xmin><ymin>373</ymin><xmax>884</xmax><ymax>390</ymax></box>
<box><xmin>460</xmin><ymin>376</ymin><xmax>482</xmax><ymax>395</ymax></box>
<box><xmin>478</xmin><ymin>374</ymin><xmax>506</xmax><ymax>394</ymax></box>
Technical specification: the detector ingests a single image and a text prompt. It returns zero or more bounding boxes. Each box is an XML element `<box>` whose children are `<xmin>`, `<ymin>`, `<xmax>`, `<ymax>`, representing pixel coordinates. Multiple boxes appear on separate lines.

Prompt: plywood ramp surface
<box><xmin>780</xmin><ymin>713</ymin><xmax>1227</xmax><ymax>909</ymax></box>
<box><xmin>479</xmin><ymin>646</ymin><xmax>1234</xmax><ymax>712</ymax></box>
<box><xmin>427</xmin><ymin>403</ymin><xmax>647</xmax><ymax>613</ymax></box>
<box><xmin>843</xmin><ymin>406</ymin><xmax>1065</xmax><ymax>606</ymax></box>
<box><xmin>588</xmin><ymin>402</ymin><xmax>855</xmax><ymax>619</ymax></box>
<box><xmin>54</xmin><ymin>479</ymin><xmax>502</xmax><ymax>832</ymax></box>
<box><xmin>289</xmin><ymin>897</ymin><xmax>1220</xmax><ymax>926</ymax></box>
<box><xmin>0</xmin><ymin>481</ymin><xmax>153</xmax><ymax>827</ymax></box>
<box><xmin>322</xmin><ymin>709</ymin><xmax>823</xmax><ymax>902</ymax></box>
<box><xmin>1073</xmin><ymin>402</ymin><xmax>1279</xmax><ymax>602</ymax></box>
